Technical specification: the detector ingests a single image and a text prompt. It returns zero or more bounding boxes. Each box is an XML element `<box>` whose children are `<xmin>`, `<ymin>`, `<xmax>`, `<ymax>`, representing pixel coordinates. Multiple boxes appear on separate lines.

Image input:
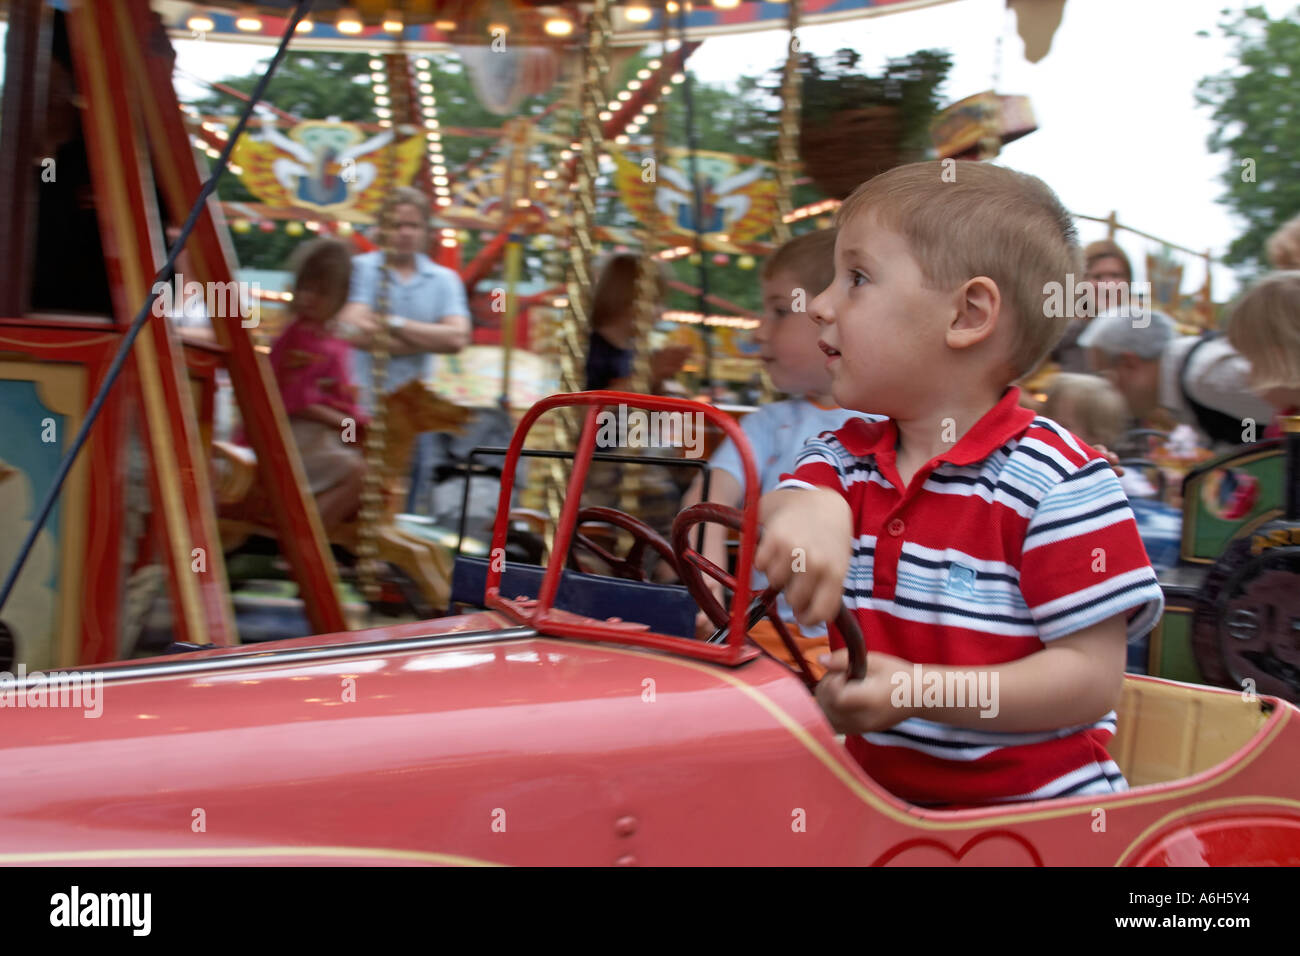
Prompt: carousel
<box><xmin>0</xmin><ymin>0</ymin><xmax>1292</xmax><ymax>709</ymax></box>
<box><xmin>2</xmin><ymin>0</ymin><xmax>1300</xmax><ymax>870</ymax></box>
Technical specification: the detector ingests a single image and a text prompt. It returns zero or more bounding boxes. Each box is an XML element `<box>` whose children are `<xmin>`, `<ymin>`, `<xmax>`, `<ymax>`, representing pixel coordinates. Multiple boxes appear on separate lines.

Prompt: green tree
<box><xmin>1197</xmin><ymin>5</ymin><xmax>1300</xmax><ymax>276</ymax></box>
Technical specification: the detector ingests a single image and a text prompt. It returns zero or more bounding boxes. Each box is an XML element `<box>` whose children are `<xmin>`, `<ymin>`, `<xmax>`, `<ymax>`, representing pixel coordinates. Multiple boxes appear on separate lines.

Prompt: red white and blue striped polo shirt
<box><xmin>777</xmin><ymin>387</ymin><xmax>1164</xmax><ymax>806</ymax></box>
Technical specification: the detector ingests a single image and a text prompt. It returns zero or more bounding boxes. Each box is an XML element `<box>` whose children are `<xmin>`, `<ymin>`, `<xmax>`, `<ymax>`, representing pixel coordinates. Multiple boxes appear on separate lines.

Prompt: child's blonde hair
<box><xmin>1227</xmin><ymin>270</ymin><xmax>1300</xmax><ymax>391</ymax></box>
<box><xmin>1267</xmin><ymin>214</ymin><xmax>1300</xmax><ymax>270</ymax></box>
<box><xmin>1043</xmin><ymin>373</ymin><xmax>1129</xmax><ymax>448</ymax></box>
<box><xmin>835</xmin><ymin>160</ymin><xmax>1081</xmax><ymax>379</ymax></box>
<box><xmin>761</xmin><ymin>228</ymin><xmax>837</xmax><ymax>299</ymax></box>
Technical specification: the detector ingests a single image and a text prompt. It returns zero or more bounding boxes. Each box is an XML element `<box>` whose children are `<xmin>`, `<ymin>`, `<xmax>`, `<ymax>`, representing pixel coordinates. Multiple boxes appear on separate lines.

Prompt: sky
<box><xmin>9</xmin><ymin>0</ymin><xmax>1297</xmax><ymax>298</ymax></box>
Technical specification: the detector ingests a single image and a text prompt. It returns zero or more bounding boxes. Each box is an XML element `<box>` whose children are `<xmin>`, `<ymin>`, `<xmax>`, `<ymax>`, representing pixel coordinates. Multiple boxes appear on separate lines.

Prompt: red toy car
<box><xmin>2</xmin><ymin>393</ymin><xmax>1298</xmax><ymax>866</ymax></box>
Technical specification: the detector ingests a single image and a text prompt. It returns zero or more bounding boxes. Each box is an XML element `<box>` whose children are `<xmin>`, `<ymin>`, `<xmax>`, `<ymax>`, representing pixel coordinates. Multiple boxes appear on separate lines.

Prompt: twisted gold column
<box><xmin>356</xmin><ymin>47</ymin><xmax>411</xmax><ymax>604</ymax></box>
<box><xmin>773</xmin><ymin>0</ymin><xmax>802</xmax><ymax>245</ymax></box>
<box><xmin>521</xmin><ymin>1</ymin><xmax>610</xmax><ymax>557</ymax></box>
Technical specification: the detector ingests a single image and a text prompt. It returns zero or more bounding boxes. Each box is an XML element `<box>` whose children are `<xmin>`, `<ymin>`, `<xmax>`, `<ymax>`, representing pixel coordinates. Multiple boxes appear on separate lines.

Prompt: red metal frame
<box><xmin>118</xmin><ymin>0</ymin><xmax>347</xmax><ymax>635</ymax></box>
<box><xmin>0</xmin><ymin>1</ymin><xmax>50</xmax><ymax>316</ymax></box>
<box><xmin>484</xmin><ymin>390</ymin><xmax>761</xmax><ymax>665</ymax></box>
<box><xmin>67</xmin><ymin>0</ymin><xmax>238</xmax><ymax>647</ymax></box>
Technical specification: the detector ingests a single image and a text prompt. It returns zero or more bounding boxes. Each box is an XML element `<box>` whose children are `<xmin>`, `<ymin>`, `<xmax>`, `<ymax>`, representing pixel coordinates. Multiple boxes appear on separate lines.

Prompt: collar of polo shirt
<box><xmin>834</xmin><ymin>387</ymin><xmax>1037</xmax><ymax>468</ymax></box>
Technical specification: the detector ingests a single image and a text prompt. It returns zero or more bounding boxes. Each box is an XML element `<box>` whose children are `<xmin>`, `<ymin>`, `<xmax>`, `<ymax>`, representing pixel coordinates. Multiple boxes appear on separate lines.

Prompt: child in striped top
<box><xmin>755</xmin><ymin>162</ymin><xmax>1163</xmax><ymax>806</ymax></box>
<box><xmin>681</xmin><ymin>229</ymin><xmax>876</xmax><ymax>671</ymax></box>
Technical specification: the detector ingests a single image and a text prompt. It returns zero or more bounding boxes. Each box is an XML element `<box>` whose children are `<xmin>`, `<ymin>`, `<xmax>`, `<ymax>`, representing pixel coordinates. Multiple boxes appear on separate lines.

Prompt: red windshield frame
<box><xmin>485</xmin><ymin>391</ymin><xmax>761</xmax><ymax>666</ymax></box>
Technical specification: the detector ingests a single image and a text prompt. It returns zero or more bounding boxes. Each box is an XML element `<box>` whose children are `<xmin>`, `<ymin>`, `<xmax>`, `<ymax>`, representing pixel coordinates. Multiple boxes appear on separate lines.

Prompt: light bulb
<box><xmin>337</xmin><ymin>8</ymin><xmax>363</xmax><ymax>34</ymax></box>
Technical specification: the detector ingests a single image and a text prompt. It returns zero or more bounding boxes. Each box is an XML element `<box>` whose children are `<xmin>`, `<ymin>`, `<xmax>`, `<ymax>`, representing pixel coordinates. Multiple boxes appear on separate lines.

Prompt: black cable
<box><xmin>0</xmin><ymin>0</ymin><xmax>315</xmax><ymax>618</ymax></box>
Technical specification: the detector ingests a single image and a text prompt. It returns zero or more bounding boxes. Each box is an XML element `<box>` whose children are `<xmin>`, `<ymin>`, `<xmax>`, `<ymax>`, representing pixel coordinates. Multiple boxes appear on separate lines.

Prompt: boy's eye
<box><xmin>772</xmin><ymin>307</ymin><xmax>789</xmax><ymax>319</ymax></box>
<box><xmin>849</xmin><ymin>270</ymin><xmax>869</xmax><ymax>288</ymax></box>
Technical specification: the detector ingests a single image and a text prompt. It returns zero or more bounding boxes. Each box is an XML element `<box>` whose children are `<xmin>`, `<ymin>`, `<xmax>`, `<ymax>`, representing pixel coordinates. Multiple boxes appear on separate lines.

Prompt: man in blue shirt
<box><xmin>339</xmin><ymin>187</ymin><xmax>471</xmax><ymax>512</ymax></box>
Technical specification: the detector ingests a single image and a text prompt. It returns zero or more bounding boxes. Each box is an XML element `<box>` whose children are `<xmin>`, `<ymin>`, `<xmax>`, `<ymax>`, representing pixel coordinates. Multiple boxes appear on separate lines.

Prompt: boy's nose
<box><xmin>809</xmin><ymin>290</ymin><xmax>834</xmax><ymax>326</ymax></box>
<box><xmin>753</xmin><ymin>317</ymin><xmax>772</xmax><ymax>344</ymax></box>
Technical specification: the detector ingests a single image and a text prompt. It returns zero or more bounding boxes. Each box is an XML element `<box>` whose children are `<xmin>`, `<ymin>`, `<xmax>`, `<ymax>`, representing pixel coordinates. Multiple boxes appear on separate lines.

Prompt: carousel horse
<box><xmin>214</xmin><ymin>380</ymin><xmax>472</xmax><ymax>616</ymax></box>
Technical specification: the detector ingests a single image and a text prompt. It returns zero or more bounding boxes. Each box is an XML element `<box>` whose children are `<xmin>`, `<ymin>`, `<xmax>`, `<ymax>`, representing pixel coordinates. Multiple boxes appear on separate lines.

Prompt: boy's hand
<box><xmin>755</xmin><ymin>487</ymin><xmax>851</xmax><ymax>629</ymax></box>
<box><xmin>815</xmin><ymin>648</ymin><xmax>916</xmax><ymax>735</ymax></box>
<box><xmin>1092</xmin><ymin>444</ymin><xmax>1125</xmax><ymax>476</ymax></box>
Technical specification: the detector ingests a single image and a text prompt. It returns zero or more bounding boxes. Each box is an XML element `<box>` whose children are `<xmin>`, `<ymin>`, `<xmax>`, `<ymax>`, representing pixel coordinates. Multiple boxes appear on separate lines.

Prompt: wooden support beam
<box><xmin>66</xmin><ymin>0</ymin><xmax>238</xmax><ymax>646</ymax></box>
<box><xmin>0</xmin><ymin>0</ymin><xmax>52</xmax><ymax>317</ymax></box>
<box><xmin>119</xmin><ymin>0</ymin><xmax>348</xmax><ymax>636</ymax></box>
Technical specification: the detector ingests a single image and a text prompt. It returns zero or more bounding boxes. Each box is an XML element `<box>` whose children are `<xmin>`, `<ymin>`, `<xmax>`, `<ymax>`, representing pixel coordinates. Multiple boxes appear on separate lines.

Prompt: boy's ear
<box><xmin>947</xmin><ymin>276</ymin><xmax>1001</xmax><ymax>350</ymax></box>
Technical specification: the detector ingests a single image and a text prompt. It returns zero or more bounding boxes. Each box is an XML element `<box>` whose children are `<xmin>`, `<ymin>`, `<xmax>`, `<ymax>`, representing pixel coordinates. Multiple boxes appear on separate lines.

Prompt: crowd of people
<box><xmin>257</xmin><ymin>179</ymin><xmax>1300</xmax><ymax>554</ymax></box>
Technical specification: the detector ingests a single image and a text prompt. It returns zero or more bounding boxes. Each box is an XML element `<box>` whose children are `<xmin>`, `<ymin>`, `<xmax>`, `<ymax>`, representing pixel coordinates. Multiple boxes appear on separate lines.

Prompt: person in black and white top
<box><xmin>1078</xmin><ymin>308</ymin><xmax>1273</xmax><ymax>451</ymax></box>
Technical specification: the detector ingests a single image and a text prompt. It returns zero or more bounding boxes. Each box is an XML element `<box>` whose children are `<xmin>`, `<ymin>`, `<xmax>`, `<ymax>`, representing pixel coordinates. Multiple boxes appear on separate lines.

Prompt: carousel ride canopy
<box><xmin>159</xmin><ymin>0</ymin><xmax>990</xmax><ymax>48</ymax></box>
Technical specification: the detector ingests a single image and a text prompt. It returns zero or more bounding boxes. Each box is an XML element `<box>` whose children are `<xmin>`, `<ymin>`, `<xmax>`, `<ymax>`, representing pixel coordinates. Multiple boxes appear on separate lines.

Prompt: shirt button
<box><xmin>887</xmin><ymin>518</ymin><xmax>905</xmax><ymax>537</ymax></box>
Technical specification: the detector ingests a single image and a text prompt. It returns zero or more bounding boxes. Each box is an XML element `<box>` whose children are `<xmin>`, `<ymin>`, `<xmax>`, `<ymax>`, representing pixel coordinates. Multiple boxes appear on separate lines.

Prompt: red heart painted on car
<box><xmin>872</xmin><ymin>830</ymin><xmax>1044</xmax><ymax>867</ymax></box>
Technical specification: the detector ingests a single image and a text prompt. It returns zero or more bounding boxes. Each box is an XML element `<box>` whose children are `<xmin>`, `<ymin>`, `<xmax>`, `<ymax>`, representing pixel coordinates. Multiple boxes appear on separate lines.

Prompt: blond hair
<box><xmin>762</xmin><ymin>228</ymin><xmax>837</xmax><ymax>297</ymax></box>
<box><xmin>1267</xmin><ymin>213</ymin><xmax>1300</xmax><ymax>270</ymax></box>
<box><xmin>836</xmin><ymin>160</ymin><xmax>1081</xmax><ymax>379</ymax></box>
<box><xmin>1043</xmin><ymin>373</ymin><xmax>1129</xmax><ymax>447</ymax></box>
<box><xmin>1227</xmin><ymin>270</ymin><xmax>1300</xmax><ymax>391</ymax></box>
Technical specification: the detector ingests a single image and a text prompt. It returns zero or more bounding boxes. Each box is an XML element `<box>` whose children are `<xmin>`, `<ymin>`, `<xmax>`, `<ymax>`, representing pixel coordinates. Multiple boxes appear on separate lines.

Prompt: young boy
<box><xmin>682</xmin><ymin>230</ymin><xmax>879</xmax><ymax>671</ymax></box>
<box><xmin>756</xmin><ymin>161</ymin><xmax>1164</xmax><ymax>806</ymax></box>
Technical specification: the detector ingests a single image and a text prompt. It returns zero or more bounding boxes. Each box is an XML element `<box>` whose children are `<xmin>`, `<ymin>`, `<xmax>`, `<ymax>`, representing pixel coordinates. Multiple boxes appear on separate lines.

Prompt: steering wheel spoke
<box><xmin>567</xmin><ymin>507</ymin><xmax>679</xmax><ymax>582</ymax></box>
<box><xmin>672</xmin><ymin>502</ymin><xmax>867</xmax><ymax>689</ymax></box>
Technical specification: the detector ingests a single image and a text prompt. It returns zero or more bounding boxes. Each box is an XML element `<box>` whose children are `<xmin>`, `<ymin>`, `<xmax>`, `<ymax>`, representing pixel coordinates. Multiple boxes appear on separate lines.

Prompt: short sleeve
<box><xmin>434</xmin><ymin>270</ymin><xmax>470</xmax><ymax>319</ymax></box>
<box><xmin>775</xmin><ymin>433</ymin><xmax>850</xmax><ymax>498</ymax></box>
<box><xmin>1020</xmin><ymin>459</ymin><xmax>1164</xmax><ymax>642</ymax></box>
<box><xmin>347</xmin><ymin>254</ymin><xmax>376</xmax><ymax>306</ymax></box>
<box><xmin>709</xmin><ymin>409</ymin><xmax>773</xmax><ymax>489</ymax></box>
<box><xmin>1187</xmin><ymin>343</ymin><xmax>1275</xmax><ymax>424</ymax></box>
